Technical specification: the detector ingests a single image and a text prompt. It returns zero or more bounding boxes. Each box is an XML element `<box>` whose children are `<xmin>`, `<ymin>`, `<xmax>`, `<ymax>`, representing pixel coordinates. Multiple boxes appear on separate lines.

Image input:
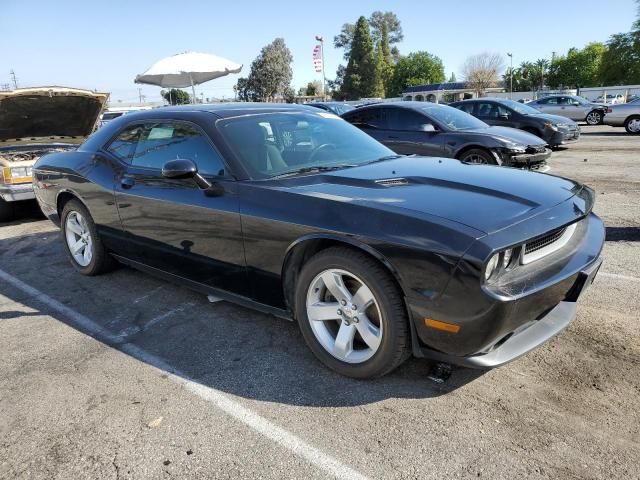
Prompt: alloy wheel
<box><xmin>628</xmin><ymin>118</ymin><xmax>640</xmax><ymax>133</ymax></box>
<box><xmin>306</xmin><ymin>268</ymin><xmax>383</xmax><ymax>364</ymax></box>
<box><xmin>586</xmin><ymin>111</ymin><xmax>601</xmax><ymax>125</ymax></box>
<box><xmin>65</xmin><ymin>211</ymin><xmax>93</xmax><ymax>267</ymax></box>
<box><xmin>463</xmin><ymin>153</ymin><xmax>488</xmax><ymax>164</ymax></box>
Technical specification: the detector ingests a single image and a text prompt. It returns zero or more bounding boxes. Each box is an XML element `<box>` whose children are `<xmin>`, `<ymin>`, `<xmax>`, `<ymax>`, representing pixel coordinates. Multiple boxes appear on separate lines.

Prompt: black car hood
<box><xmin>466</xmin><ymin>126</ymin><xmax>546</xmax><ymax>145</ymax></box>
<box><xmin>275</xmin><ymin>157</ymin><xmax>585</xmax><ymax>235</ymax></box>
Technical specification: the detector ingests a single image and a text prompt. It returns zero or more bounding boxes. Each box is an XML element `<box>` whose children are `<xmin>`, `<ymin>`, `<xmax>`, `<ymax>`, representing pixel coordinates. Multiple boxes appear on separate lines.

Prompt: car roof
<box><xmin>124</xmin><ymin>102</ymin><xmax>320</xmax><ymax>119</ymax></box>
<box><xmin>353</xmin><ymin>101</ymin><xmax>451</xmax><ymax>111</ymax></box>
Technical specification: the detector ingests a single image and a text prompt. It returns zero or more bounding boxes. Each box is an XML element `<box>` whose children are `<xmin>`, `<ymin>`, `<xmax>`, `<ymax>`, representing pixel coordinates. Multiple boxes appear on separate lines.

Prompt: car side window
<box><xmin>389</xmin><ymin>108</ymin><xmax>430</xmax><ymax>131</ymax></box>
<box><xmin>456</xmin><ymin>103</ymin><xmax>475</xmax><ymax>115</ymax></box>
<box><xmin>344</xmin><ymin>109</ymin><xmax>387</xmax><ymax>129</ymax></box>
<box><xmin>542</xmin><ymin>97</ymin><xmax>557</xmax><ymax>105</ymax></box>
<box><xmin>106</xmin><ymin>124</ymin><xmax>144</xmax><ymax>161</ymax></box>
<box><xmin>476</xmin><ymin>102</ymin><xmax>493</xmax><ymax>117</ymax></box>
<box><xmin>132</xmin><ymin>122</ymin><xmax>226</xmax><ymax>176</ymax></box>
<box><xmin>558</xmin><ymin>97</ymin><xmax>572</xmax><ymax>105</ymax></box>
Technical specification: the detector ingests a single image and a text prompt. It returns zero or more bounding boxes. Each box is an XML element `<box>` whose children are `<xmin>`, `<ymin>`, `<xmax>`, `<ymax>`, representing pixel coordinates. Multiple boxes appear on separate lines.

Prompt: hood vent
<box><xmin>375</xmin><ymin>177</ymin><xmax>409</xmax><ymax>187</ymax></box>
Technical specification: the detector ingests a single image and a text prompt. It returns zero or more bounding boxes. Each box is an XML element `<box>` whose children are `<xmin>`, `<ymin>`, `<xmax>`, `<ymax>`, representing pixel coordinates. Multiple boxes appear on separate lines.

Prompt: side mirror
<box><xmin>419</xmin><ymin>123</ymin><xmax>436</xmax><ymax>132</ymax></box>
<box><xmin>162</xmin><ymin>158</ymin><xmax>198</xmax><ymax>179</ymax></box>
<box><xmin>162</xmin><ymin>158</ymin><xmax>219</xmax><ymax>193</ymax></box>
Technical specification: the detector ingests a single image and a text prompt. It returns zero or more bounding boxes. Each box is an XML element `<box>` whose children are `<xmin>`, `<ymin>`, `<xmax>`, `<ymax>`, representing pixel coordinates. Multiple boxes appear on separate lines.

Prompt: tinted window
<box><xmin>539</xmin><ymin>97</ymin><xmax>558</xmax><ymax>105</ymax></box>
<box><xmin>343</xmin><ymin>108</ymin><xmax>387</xmax><ymax>129</ymax></box>
<box><xmin>456</xmin><ymin>102</ymin><xmax>476</xmax><ymax>114</ymax></box>
<box><xmin>418</xmin><ymin>105</ymin><xmax>488</xmax><ymax>131</ymax></box>
<box><xmin>106</xmin><ymin>124</ymin><xmax>144</xmax><ymax>161</ymax></box>
<box><xmin>388</xmin><ymin>108</ymin><xmax>429</xmax><ymax>131</ymax></box>
<box><xmin>476</xmin><ymin>102</ymin><xmax>510</xmax><ymax>119</ymax></box>
<box><xmin>132</xmin><ymin>123</ymin><xmax>225</xmax><ymax>176</ymax></box>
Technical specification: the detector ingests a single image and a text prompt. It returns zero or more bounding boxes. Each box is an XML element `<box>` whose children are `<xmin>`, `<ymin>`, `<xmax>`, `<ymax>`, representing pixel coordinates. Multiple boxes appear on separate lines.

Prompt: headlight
<box><xmin>502</xmin><ymin>141</ymin><xmax>527</xmax><ymax>153</ymax></box>
<box><xmin>484</xmin><ymin>247</ymin><xmax>517</xmax><ymax>281</ymax></box>
<box><xmin>544</xmin><ymin>122</ymin><xmax>559</xmax><ymax>131</ymax></box>
<box><xmin>1</xmin><ymin>166</ymin><xmax>32</xmax><ymax>184</ymax></box>
<box><xmin>485</xmin><ymin>253</ymin><xmax>500</xmax><ymax>280</ymax></box>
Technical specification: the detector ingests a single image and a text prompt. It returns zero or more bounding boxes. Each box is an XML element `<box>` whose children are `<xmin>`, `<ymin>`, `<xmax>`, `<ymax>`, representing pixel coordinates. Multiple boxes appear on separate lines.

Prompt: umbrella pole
<box><xmin>190</xmin><ymin>74</ymin><xmax>196</xmax><ymax>104</ymax></box>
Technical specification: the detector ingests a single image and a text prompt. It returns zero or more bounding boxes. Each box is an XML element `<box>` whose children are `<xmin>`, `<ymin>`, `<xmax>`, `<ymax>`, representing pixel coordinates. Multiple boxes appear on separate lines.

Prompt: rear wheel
<box><xmin>295</xmin><ymin>247</ymin><xmax>409</xmax><ymax>378</ymax></box>
<box><xmin>61</xmin><ymin>199</ymin><xmax>115</xmax><ymax>275</ymax></box>
<box><xmin>624</xmin><ymin>116</ymin><xmax>640</xmax><ymax>134</ymax></box>
<box><xmin>0</xmin><ymin>198</ymin><xmax>15</xmax><ymax>223</ymax></box>
<box><xmin>586</xmin><ymin>110</ymin><xmax>603</xmax><ymax>125</ymax></box>
<box><xmin>459</xmin><ymin>148</ymin><xmax>497</xmax><ymax>165</ymax></box>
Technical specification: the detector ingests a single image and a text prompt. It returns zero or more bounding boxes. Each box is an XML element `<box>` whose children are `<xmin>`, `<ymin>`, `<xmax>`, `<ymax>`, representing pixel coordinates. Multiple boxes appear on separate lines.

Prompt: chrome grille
<box><xmin>525</xmin><ymin>227</ymin><xmax>566</xmax><ymax>255</ymax></box>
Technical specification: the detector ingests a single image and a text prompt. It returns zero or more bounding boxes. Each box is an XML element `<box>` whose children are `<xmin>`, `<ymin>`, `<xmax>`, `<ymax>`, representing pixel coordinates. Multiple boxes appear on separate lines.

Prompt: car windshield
<box><xmin>496</xmin><ymin>99</ymin><xmax>541</xmax><ymax>115</ymax></box>
<box><xmin>217</xmin><ymin>111</ymin><xmax>394</xmax><ymax>179</ymax></box>
<box><xmin>419</xmin><ymin>104</ymin><xmax>488</xmax><ymax>131</ymax></box>
<box><xmin>573</xmin><ymin>96</ymin><xmax>591</xmax><ymax>106</ymax></box>
<box><xmin>327</xmin><ymin>104</ymin><xmax>355</xmax><ymax>115</ymax></box>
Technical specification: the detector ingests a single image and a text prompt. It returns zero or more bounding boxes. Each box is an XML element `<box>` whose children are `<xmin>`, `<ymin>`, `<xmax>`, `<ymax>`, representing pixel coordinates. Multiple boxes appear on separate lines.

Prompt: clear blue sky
<box><xmin>1</xmin><ymin>0</ymin><xmax>637</xmax><ymax>103</ymax></box>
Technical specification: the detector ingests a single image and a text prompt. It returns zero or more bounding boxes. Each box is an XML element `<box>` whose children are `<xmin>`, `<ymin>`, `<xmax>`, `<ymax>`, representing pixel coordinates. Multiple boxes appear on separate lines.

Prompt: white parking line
<box><xmin>0</xmin><ymin>268</ymin><xmax>370</xmax><ymax>480</ymax></box>
<box><xmin>599</xmin><ymin>271</ymin><xmax>640</xmax><ymax>283</ymax></box>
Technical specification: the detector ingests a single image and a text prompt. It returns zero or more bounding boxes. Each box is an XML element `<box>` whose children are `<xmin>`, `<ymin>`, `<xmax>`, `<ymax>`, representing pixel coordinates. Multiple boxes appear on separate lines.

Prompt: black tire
<box><xmin>585</xmin><ymin>110</ymin><xmax>603</xmax><ymax>125</ymax></box>
<box><xmin>0</xmin><ymin>198</ymin><xmax>15</xmax><ymax>223</ymax></box>
<box><xmin>459</xmin><ymin>148</ymin><xmax>497</xmax><ymax>165</ymax></box>
<box><xmin>294</xmin><ymin>246</ymin><xmax>410</xmax><ymax>378</ymax></box>
<box><xmin>624</xmin><ymin>115</ymin><xmax>640</xmax><ymax>134</ymax></box>
<box><xmin>60</xmin><ymin>199</ymin><xmax>116</xmax><ymax>275</ymax></box>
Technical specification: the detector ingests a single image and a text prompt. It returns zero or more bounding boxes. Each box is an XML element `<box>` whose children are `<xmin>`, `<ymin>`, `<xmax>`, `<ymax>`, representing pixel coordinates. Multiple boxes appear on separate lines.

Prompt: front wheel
<box><xmin>459</xmin><ymin>148</ymin><xmax>497</xmax><ymax>165</ymax></box>
<box><xmin>586</xmin><ymin>110</ymin><xmax>603</xmax><ymax>125</ymax></box>
<box><xmin>295</xmin><ymin>247</ymin><xmax>409</xmax><ymax>378</ymax></box>
<box><xmin>624</xmin><ymin>116</ymin><xmax>640</xmax><ymax>134</ymax></box>
<box><xmin>61</xmin><ymin>199</ymin><xmax>115</xmax><ymax>275</ymax></box>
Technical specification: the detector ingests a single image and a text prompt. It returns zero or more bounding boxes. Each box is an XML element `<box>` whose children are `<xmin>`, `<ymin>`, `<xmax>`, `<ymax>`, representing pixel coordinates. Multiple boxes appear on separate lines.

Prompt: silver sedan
<box><xmin>603</xmin><ymin>98</ymin><xmax>640</xmax><ymax>134</ymax></box>
<box><xmin>527</xmin><ymin>95</ymin><xmax>607</xmax><ymax>125</ymax></box>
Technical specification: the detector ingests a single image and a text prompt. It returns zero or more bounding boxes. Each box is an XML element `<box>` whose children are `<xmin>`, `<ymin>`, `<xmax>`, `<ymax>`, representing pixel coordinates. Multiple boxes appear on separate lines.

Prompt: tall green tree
<box><xmin>600</xmin><ymin>32</ymin><xmax>640</xmax><ymax>85</ymax></box>
<box><xmin>389</xmin><ymin>51</ymin><xmax>445</xmax><ymax>97</ymax></box>
<box><xmin>342</xmin><ymin>16</ymin><xmax>378</xmax><ymax>99</ymax></box>
<box><xmin>547</xmin><ymin>43</ymin><xmax>606</xmax><ymax>88</ymax></box>
<box><xmin>373</xmin><ymin>41</ymin><xmax>387</xmax><ymax>97</ymax></box>
<box><xmin>377</xmin><ymin>24</ymin><xmax>395</xmax><ymax>96</ymax></box>
<box><xmin>334</xmin><ymin>11</ymin><xmax>403</xmax><ymax>61</ymax></box>
<box><xmin>238</xmin><ymin>38</ymin><xmax>293</xmax><ymax>101</ymax></box>
<box><xmin>161</xmin><ymin>88</ymin><xmax>191</xmax><ymax>105</ymax></box>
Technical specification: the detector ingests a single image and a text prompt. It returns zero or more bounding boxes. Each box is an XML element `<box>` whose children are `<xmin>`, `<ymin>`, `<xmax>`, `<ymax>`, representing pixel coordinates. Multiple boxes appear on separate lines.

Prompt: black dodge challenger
<box><xmin>32</xmin><ymin>103</ymin><xmax>604</xmax><ymax>379</ymax></box>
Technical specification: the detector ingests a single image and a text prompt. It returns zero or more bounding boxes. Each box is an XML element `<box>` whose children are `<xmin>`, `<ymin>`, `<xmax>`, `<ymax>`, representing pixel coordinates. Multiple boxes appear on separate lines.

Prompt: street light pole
<box><xmin>507</xmin><ymin>53</ymin><xmax>513</xmax><ymax>99</ymax></box>
<box><xmin>315</xmin><ymin>35</ymin><xmax>326</xmax><ymax>100</ymax></box>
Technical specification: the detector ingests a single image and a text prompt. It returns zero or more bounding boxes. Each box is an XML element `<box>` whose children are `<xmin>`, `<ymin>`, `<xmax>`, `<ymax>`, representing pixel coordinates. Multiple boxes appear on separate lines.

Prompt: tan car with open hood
<box><xmin>0</xmin><ymin>86</ymin><xmax>108</xmax><ymax>221</ymax></box>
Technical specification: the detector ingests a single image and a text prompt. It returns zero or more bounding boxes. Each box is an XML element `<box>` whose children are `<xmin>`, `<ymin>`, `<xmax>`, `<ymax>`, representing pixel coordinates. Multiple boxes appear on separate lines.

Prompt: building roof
<box><xmin>403</xmin><ymin>82</ymin><xmax>469</xmax><ymax>93</ymax></box>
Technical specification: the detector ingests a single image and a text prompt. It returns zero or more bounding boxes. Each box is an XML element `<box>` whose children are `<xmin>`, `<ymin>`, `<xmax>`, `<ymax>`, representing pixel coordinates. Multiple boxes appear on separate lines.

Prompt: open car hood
<box><xmin>0</xmin><ymin>87</ymin><xmax>109</xmax><ymax>145</ymax></box>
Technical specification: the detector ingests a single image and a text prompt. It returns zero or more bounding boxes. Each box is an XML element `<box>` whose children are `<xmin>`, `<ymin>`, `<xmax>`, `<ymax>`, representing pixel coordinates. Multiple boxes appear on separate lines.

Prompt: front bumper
<box><xmin>0</xmin><ymin>183</ymin><xmax>35</xmax><ymax>202</ymax></box>
<box><xmin>408</xmin><ymin>212</ymin><xmax>605</xmax><ymax>369</ymax></box>
<box><xmin>551</xmin><ymin>126</ymin><xmax>581</xmax><ymax>145</ymax></box>
<box><xmin>502</xmin><ymin>147</ymin><xmax>551</xmax><ymax>170</ymax></box>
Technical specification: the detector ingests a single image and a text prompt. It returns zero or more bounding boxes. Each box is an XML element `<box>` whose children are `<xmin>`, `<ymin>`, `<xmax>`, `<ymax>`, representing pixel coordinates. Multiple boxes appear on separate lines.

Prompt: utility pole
<box><xmin>138</xmin><ymin>87</ymin><xmax>143</xmax><ymax>104</ymax></box>
<box><xmin>507</xmin><ymin>53</ymin><xmax>513</xmax><ymax>99</ymax></box>
<box><xmin>315</xmin><ymin>35</ymin><xmax>326</xmax><ymax>100</ymax></box>
<box><xmin>9</xmin><ymin>70</ymin><xmax>18</xmax><ymax>89</ymax></box>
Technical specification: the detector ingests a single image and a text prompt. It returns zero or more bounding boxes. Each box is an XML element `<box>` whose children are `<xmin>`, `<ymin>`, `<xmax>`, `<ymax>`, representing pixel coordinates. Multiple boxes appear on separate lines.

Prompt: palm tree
<box><xmin>533</xmin><ymin>59</ymin><xmax>550</xmax><ymax>90</ymax></box>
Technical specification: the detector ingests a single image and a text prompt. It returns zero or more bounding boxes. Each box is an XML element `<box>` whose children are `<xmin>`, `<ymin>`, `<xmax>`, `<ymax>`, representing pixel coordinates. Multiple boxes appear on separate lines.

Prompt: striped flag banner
<box><xmin>312</xmin><ymin>44</ymin><xmax>322</xmax><ymax>72</ymax></box>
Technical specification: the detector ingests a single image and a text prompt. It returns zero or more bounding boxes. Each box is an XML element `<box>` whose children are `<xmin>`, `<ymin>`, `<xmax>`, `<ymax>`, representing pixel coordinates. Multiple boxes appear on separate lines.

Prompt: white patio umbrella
<box><xmin>135</xmin><ymin>51</ymin><xmax>242</xmax><ymax>103</ymax></box>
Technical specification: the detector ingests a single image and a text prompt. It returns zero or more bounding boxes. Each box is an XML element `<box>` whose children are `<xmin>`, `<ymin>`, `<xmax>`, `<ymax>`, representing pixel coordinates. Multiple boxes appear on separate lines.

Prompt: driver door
<box><xmin>381</xmin><ymin>107</ymin><xmax>444</xmax><ymax>157</ymax></box>
<box><xmin>108</xmin><ymin>120</ymin><xmax>247</xmax><ymax>295</ymax></box>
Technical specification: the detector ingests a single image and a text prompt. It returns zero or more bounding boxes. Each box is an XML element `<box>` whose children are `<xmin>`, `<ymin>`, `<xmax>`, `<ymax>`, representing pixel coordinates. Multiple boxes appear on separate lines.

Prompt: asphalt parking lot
<box><xmin>1</xmin><ymin>124</ymin><xmax>638</xmax><ymax>480</ymax></box>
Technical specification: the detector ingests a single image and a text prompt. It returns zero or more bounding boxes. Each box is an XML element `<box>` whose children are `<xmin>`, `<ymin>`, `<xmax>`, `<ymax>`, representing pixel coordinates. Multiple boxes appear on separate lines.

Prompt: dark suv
<box><xmin>450</xmin><ymin>98</ymin><xmax>580</xmax><ymax>148</ymax></box>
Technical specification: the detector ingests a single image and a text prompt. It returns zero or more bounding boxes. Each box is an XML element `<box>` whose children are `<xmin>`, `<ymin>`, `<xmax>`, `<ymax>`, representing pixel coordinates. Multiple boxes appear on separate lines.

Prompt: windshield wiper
<box><xmin>364</xmin><ymin>154</ymin><xmax>404</xmax><ymax>165</ymax></box>
<box><xmin>269</xmin><ymin>164</ymin><xmax>356</xmax><ymax>179</ymax></box>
